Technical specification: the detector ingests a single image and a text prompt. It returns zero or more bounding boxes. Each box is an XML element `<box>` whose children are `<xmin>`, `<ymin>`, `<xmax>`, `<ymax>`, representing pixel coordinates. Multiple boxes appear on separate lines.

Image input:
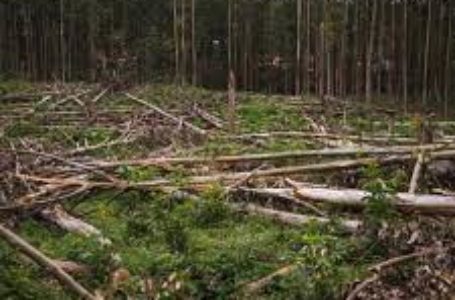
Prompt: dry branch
<box><xmin>124</xmin><ymin>93</ymin><xmax>206</xmax><ymax>136</ymax></box>
<box><xmin>243</xmin><ymin>265</ymin><xmax>298</xmax><ymax>294</ymax></box>
<box><xmin>192</xmin><ymin>104</ymin><xmax>224</xmax><ymax>128</ymax></box>
<box><xmin>91</xmin><ymin>87</ymin><xmax>110</xmax><ymax>103</ymax></box>
<box><xmin>0</xmin><ymin>224</ymin><xmax>97</xmax><ymax>300</ymax></box>
<box><xmin>347</xmin><ymin>246</ymin><xmax>450</xmax><ymax>300</ymax></box>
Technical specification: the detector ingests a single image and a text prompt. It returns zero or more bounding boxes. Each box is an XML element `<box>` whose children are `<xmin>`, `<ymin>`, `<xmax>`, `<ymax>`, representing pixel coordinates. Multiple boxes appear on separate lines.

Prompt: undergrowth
<box><xmin>0</xmin><ymin>84</ymin><xmax>430</xmax><ymax>299</ymax></box>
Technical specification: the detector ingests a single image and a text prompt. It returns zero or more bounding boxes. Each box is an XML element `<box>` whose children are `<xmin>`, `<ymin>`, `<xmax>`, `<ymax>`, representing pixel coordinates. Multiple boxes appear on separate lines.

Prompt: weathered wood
<box><xmin>40</xmin><ymin>205</ymin><xmax>111</xmax><ymax>245</ymax></box>
<box><xmin>408</xmin><ymin>151</ymin><xmax>426</xmax><ymax>193</ymax></box>
<box><xmin>0</xmin><ymin>224</ymin><xmax>97</xmax><ymax>300</ymax></box>
<box><xmin>290</xmin><ymin>186</ymin><xmax>455</xmax><ymax>213</ymax></box>
<box><xmin>92</xmin><ymin>144</ymin><xmax>454</xmax><ymax>169</ymax></box>
<box><xmin>234</xmin><ymin>131</ymin><xmax>454</xmax><ymax>145</ymax></box>
<box><xmin>232</xmin><ymin>203</ymin><xmax>361</xmax><ymax>233</ymax></box>
<box><xmin>192</xmin><ymin>104</ymin><xmax>224</xmax><ymax>128</ymax></box>
<box><xmin>124</xmin><ymin>93</ymin><xmax>206</xmax><ymax>135</ymax></box>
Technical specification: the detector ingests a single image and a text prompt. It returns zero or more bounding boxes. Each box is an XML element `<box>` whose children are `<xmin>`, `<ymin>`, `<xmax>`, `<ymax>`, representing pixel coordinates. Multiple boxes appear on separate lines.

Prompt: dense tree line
<box><xmin>0</xmin><ymin>0</ymin><xmax>453</xmax><ymax>110</ymax></box>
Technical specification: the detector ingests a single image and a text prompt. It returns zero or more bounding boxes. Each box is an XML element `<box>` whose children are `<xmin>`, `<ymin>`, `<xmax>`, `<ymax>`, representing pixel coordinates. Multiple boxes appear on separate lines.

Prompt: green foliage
<box><xmin>238</xmin><ymin>98</ymin><xmax>308</xmax><ymax>133</ymax></box>
<box><xmin>4</xmin><ymin>121</ymin><xmax>45</xmax><ymax>138</ymax></box>
<box><xmin>0</xmin><ymin>79</ymin><xmax>34</xmax><ymax>93</ymax></box>
<box><xmin>361</xmin><ymin>164</ymin><xmax>400</xmax><ymax>227</ymax></box>
<box><xmin>116</xmin><ymin>166</ymin><xmax>160</xmax><ymax>182</ymax></box>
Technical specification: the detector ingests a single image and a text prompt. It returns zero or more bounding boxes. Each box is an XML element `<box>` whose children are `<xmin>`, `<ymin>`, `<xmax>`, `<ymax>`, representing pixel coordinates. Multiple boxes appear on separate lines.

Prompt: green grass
<box><xmin>4</xmin><ymin>189</ymin><xmax>360</xmax><ymax>299</ymax></box>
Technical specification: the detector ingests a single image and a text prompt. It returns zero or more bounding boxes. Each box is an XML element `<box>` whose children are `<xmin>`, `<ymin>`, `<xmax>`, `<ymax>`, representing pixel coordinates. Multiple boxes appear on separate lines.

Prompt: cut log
<box><xmin>0</xmin><ymin>224</ymin><xmax>97</xmax><ymax>300</ymax></box>
<box><xmin>40</xmin><ymin>205</ymin><xmax>111</xmax><ymax>245</ymax></box>
<box><xmin>17</xmin><ymin>150</ymin><xmax>455</xmax><ymax>201</ymax></box>
<box><xmin>290</xmin><ymin>186</ymin><xmax>455</xmax><ymax>213</ymax></box>
<box><xmin>124</xmin><ymin>93</ymin><xmax>206</xmax><ymax>136</ymax></box>
<box><xmin>232</xmin><ymin>203</ymin><xmax>361</xmax><ymax>233</ymax></box>
<box><xmin>92</xmin><ymin>144</ymin><xmax>454</xmax><ymax>169</ymax></box>
<box><xmin>242</xmin><ymin>186</ymin><xmax>455</xmax><ymax>214</ymax></box>
<box><xmin>233</xmin><ymin>131</ymin><xmax>454</xmax><ymax>145</ymax></box>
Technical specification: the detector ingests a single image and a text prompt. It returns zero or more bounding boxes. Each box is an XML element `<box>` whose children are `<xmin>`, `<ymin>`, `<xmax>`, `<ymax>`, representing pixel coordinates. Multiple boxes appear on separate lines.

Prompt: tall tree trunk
<box><xmin>181</xmin><ymin>0</ymin><xmax>186</xmax><ymax>85</ymax></box>
<box><xmin>339</xmin><ymin>2</ymin><xmax>349</xmax><ymax>97</ymax></box>
<box><xmin>304</xmin><ymin>0</ymin><xmax>311</xmax><ymax>94</ymax></box>
<box><xmin>59</xmin><ymin>0</ymin><xmax>66</xmax><ymax>82</ymax></box>
<box><xmin>422</xmin><ymin>0</ymin><xmax>432</xmax><ymax>106</ymax></box>
<box><xmin>402</xmin><ymin>0</ymin><xmax>408</xmax><ymax>113</ymax></box>
<box><xmin>388</xmin><ymin>2</ymin><xmax>396</xmax><ymax>100</ymax></box>
<box><xmin>444</xmin><ymin>2</ymin><xmax>452</xmax><ymax>118</ymax></box>
<box><xmin>228</xmin><ymin>0</ymin><xmax>232</xmax><ymax>72</ymax></box>
<box><xmin>295</xmin><ymin>0</ymin><xmax>302</xmax><ymax>96</ymax></box>
<box><xmin>353</xmin><ymin>0</ymin><xmax>361</xmax><ymax>98</ymax></box>
<box><xmin>365</xmin><ymin>0</ymin><xmax>378</xmax><ymax>104</ymax></box>
<box><xmin>376</xmin><ymin>0</ymin><xmax>385</xmax><ymax>95</ymax></box>
<box><xmin>173</xmin><ymin>0</ymin><xmax>180</xmax><ymax>84</ymax></box>
<box><xmin>191</xmin><ymin>0</ymin><xmax>197</xmax><ymax>85</ymax></box>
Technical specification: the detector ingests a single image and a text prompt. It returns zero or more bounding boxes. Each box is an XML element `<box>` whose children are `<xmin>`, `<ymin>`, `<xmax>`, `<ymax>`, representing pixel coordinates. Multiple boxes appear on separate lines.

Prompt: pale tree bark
<box><xmin>366</xmin><ymin>0</ymin><xmax>378</xmax><ymax>104</ymax></box>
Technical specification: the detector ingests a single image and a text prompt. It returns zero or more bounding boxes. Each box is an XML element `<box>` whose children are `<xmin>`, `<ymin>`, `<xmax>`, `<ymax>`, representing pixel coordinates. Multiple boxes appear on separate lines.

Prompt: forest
<box><xmin>1</xmin><ymin>0</ymin><xmax>455</xmax><ymax>299</ymax></box>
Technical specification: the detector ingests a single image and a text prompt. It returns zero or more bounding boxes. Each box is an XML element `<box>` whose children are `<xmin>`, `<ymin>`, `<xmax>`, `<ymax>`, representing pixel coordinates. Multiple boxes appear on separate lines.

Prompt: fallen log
<box><xmin>40</xmin><ymin>205</ymin><xmax>111</xmax><ymax>245</ymax></box>
<box><xmin>91</xmin><ymin>144</ymin><xmax>454</xmax><ymax>169</ymax></box>
<box><xmin>0</xmin><ymin>224</ymin><xmax>97</xmax><ymax>300</ymax></box>
<box><xmin>232</xmin><ymin>203</ymin><xmax>361</xmax><ymax>233</ymax></box>
<box><xmin>15</xmin><ymin>150</ymin><xmax>455</xmax><ymax>204</ymax></box>
<box><xmin>124</xmin><ymin>93</ymin><xmax>206</xmax><ymax>136</ymax></box>
<box><xmin>290</xmin><ymin>185</ymin><xmax>455</xmax><ymax>213</ymax></box>
<box><xmin>233</xmin><ymin>131</ymin><xmax>455</xmax><ymax>145</ymax></box>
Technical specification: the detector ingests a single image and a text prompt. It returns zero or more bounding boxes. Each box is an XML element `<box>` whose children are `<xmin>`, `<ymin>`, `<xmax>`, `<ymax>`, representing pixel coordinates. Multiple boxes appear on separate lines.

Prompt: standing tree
<box><xmin>295</xmin><ymin>0</ymin><xmax>302</xmax><ymax>95</ymax></box>
<box><xmin>365</xmin><ymin>0</ymin><xmax>378</xmax><ymax>103</ymax></box>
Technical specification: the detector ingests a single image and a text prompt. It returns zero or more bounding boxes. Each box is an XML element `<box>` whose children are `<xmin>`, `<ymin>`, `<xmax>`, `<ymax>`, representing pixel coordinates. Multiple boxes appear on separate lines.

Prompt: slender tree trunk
<box><xmin>365</xmin><ymin>0</ymin><xmax>378</xmax><ymax>104</ymax></box>
<box><xmin>376</xmin><ymin>0</ymin><xmax>385</xmax><ymax>95</ymax></box>
<box><xmin>295</xmin><ymin>0</ymin><xmax>302</xmax><ymax>96</ymax></box>
<box><xmin>353</xmin><ymin>0</ymin><xmax>360</xmax><ymax>98</ymax></box>
<box><xmin>228</xmin><ymin>0</ymin><xmax>232</xmax><ymax>72</ymax></box>
<box><xmin>181</xmin><ymin>0</ymin><xmax>186</xmax><ymax>85</ymax></box>
<box><xmin>388</xmin><ymin>2</ymin><xmax>396</xmax><ymax>100</ymax></box>
<box><xmin>304</xmin><ymin>0</ymin><xmax>311</xmax><ymax>94</ymax></box>
<box><xmin>173</xmin><ymin>0</ymin><xmax>180</xmax><ymax>84</ymax></box>
<box><xmin>444</xmin><ymin>2</ymin><xmax>452</xmax><ymax>118</ymax></box>
<box><xmin>422</xmin><ymin>0</ymin><xmax>432</xmax><ymax>106</ymax></box>
<box><xmin>191</xmin><ymin>0</ymin><xmax>197</xmax><ymax>85</ymax></box>
<box><xmin>59</xmin><ymin>0</ymin><xmax>65</xmax><ymax>82</ymax></box>
<box><xmin>339</xmin><ymin>2</ymin><xmax>349</xmax><ymax>97</ymax></box>
<box><xmin>402</xmin><ymin>0</ymin><xmax>408</xmax><ymax>113</ymax></box>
